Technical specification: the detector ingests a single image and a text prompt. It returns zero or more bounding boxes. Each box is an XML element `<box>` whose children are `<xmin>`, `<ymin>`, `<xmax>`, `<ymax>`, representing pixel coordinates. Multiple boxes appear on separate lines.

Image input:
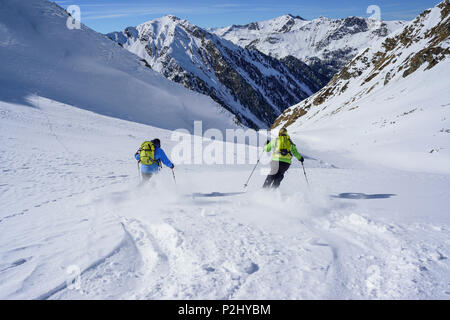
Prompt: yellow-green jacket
<box><xmin>264</xmin><ymin>136</ymin><xmax>303</xmax><ymax>164</ymax></box>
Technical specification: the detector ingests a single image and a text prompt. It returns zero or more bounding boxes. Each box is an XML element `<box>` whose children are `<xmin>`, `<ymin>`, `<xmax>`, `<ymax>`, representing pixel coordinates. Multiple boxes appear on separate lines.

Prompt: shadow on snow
<box><xmin>331</xmin><ymin>193</ymin><xmax>397</xmax><ymax>200</ymax></box>
<box><xmin>191</xmin><ymin>192</ymin><xmax>246</xmax><ymax>198</ymax></box>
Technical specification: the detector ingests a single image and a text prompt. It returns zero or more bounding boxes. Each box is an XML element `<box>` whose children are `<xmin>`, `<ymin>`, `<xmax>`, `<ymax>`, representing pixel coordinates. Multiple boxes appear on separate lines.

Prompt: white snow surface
<box><xmin>1</xmin><ymin>96</ymin><xmax>449</xmax><ymax>300</ymax></box>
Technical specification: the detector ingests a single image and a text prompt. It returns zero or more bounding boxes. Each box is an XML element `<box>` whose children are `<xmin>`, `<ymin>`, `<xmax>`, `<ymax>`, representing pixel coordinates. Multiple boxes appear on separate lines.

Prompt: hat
<box><xmin>152</xmin><ymin>139</ymin><xmax>161</xmax><ymax>148</ymax></box>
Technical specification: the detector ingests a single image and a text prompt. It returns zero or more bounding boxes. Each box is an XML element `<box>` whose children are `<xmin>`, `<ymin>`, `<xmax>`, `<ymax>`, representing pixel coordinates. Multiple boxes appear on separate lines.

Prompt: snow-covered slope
<box><xmin>108</xmin><ymin>16</ymin><xmax>327</xmax><ymax>129</ymax></box>
<box><xmin>1</xmin><ymin>95</ymin><xmax>449</xmax><ymax>299</ymax></box>
<box><xmin>274</xmin><ymin>1</ymin><xmax>450</xmax><ymax>173</ymax></box>
<box><xmin>0</xmin><ymin>0</ymin><xmax>237</xmax><ymax>132</ymax></box>
<box><xmin>214</xmin><ymin>14</ymin><xmax>406</xmax><ymax>79</ymax></box>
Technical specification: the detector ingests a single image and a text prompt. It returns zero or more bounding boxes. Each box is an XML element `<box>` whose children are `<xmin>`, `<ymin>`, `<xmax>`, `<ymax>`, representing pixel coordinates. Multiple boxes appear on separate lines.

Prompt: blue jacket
<box><xmin>135</xmin><ymin>147</ymin><xmax>174</xmax><ymax>174</ymax></box>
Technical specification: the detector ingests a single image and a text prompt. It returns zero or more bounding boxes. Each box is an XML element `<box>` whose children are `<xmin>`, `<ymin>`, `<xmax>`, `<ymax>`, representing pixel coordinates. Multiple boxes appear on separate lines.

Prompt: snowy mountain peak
<box><xmin>287</xmin><ymin>14</ymin><xmax>306</xmax><ymax>20</ymax></box>
<box><xmin>163</xmin><ymin>14</ymin><xmax>182</xmax><ymax>21</ymax></box>
<box><xmin>140</xmin><ymin>14</ymin><xmax>188</xmax><ymax>27</ymax></box>
<box><xmin>136</xmin><ymin>15</ymin><xmax>187</xmax><ymax>34</ymax></box>
<box><xmin>108</xmin><ymin>16</ymin><xmax>326</xmax><ymax>128</ymax></box>
<box><xmin>213</xmin><ymin>14</ymin><xmax>407</xmax><ymax>79</ymax></box>
<box><xmin>216</xmin><ymin>13</ymin><xmax>309</xmax><ymax>36</ymax></box>
<box><xmin>267</xmin><ymin>14</ymin><xmax>308</xmax><ymax>32</ymax></box>
<box><xmin>269</xmin><ymin>13</ymin><xmax>307</xmax><ymax>23</ymax></box>
<box><xmin>140</xmin><ymin>14</ymin><xmax>181</xmax><ymax>23</ymax></box>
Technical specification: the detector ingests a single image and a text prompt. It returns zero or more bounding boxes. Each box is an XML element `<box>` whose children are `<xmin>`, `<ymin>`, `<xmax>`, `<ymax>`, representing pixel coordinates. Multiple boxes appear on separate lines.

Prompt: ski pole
<box><xmin>171</xmin><ymin>168</ymin><xmax>176</xmax><ymax>184</ymax></box>
<box><xmin>137</xmin><ymin>161</ymin><xmax>141</xmax><ymax>182</ymax></box>
<box><xmin>244</xmin><ymin>149</ymin><xmax>265</xmax><ymax>188</ymax></box>
<box><xmin>301</xmin><ymin>162</ymin><xmax>309</xmax><ymax>186</ymax></box>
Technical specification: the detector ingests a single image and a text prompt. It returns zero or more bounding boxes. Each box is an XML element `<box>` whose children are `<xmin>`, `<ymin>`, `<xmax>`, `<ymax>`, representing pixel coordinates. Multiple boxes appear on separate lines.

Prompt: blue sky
<box><xmin>55</xmin><ymin>0</ymin><xmax>441</xmax><ymax>33</ymax></box>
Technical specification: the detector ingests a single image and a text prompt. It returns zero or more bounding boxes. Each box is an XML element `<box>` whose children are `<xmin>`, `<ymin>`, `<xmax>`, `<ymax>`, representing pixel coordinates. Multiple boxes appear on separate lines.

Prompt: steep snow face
<box><xmin>0</xmin><ymin>0</ymin><xmax>238</xmax><ymax>132</ymax></box>
<box><xmin>274</xmin><ymin>1</ymin><xmax>450</xmax><ymax>173</ymax></box>
<box><xmin>108</xmin><ymin>16</ymin><xmax>326</xmax><ymax>129</ymax></box>
<box><xmin>214</xmin><ymin>14</ymin><xmax>407</xmax><ymax>79</ymax></box>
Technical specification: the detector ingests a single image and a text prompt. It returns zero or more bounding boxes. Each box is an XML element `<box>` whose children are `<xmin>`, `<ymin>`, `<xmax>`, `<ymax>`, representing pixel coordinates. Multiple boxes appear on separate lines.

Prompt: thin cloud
<box><xmin>67</xmin><ymin>1</ymin><xmax>424</xmax><ymax>25</ymax></box>
<box><xmin>84</xmin><ymin>13</ymin><xmax>140</xmax><ymax>20</ymax></box>
<box><xmin>80</xmin><ymin>3</ymin><xmax>263</xmax><ymax>21</ymax></box>
<box><xmin>82</xmin><ymin>7</ymin><xmax>196</xmax><ymax>20</ymax></box>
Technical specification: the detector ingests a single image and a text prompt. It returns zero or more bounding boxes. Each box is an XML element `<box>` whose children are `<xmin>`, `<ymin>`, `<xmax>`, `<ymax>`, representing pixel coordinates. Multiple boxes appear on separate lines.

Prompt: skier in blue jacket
<box><xmin>135</xmin><ymin>139</ymin><xmax>174</xmax><ymax>182</ymax></box>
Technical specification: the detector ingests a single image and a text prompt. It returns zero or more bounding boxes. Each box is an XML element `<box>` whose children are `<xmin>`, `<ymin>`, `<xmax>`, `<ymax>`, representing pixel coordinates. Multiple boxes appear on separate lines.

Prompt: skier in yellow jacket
<box><xmin>263</xmin><ymin>127</ymin><xmax>304</xmax><ymax>189</ymax></box>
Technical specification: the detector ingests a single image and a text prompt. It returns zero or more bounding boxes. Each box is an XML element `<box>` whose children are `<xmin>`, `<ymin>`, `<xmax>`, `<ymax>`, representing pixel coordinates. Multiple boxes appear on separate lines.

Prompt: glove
<box><xmin>171</xmin><ymin>164</ymin><xmax>175</xmax><ymax>169</ymax></box>
<box><xmin>300</xmin><ymin>157</ymin><xmax>305</xmax><ymax>163</ymax></box>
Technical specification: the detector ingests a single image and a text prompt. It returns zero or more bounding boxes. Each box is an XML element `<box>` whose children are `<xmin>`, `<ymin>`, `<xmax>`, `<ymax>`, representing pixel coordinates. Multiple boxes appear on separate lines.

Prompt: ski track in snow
<box><xmin>1</xmin><ymin>99</ymin><xmax>449</xmax><ymax>300</ymax></box>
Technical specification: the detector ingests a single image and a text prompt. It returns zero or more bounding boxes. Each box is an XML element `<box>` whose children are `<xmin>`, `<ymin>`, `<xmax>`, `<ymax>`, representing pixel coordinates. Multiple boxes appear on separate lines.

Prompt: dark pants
<box><xmin>263</xmin><ymin>161</ymin><xmax>290</xmax><ymax>189</ymax></box>
<box><xmin>141</xmin><ymin>172</ymin><xmax>153</xmax><ymax>183</ymax></box>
